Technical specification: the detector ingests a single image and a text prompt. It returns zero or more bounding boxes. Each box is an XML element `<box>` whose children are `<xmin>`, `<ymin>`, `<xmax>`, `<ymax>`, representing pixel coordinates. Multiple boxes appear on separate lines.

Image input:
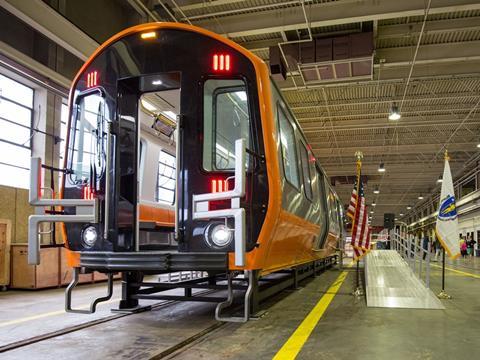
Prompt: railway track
<box><xmin>0</xmin><ymin>289</ymin><xmax>219</xmax><ymax>355</ymax></box>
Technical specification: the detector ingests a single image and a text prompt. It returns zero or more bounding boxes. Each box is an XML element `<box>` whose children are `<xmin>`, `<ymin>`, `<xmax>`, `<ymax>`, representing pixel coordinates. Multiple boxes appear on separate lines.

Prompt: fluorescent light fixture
<box><xmin>399</xmin><ymin>213</ymin><xmax>404</xmax><ymax>216</ymax></box>
<box><xmin>437</xmin><ymin>176</ymin><xmax>443</xmax><ymax>183</ymax></box>
<box><xmin>406</xmin><ymin>206</ymin><xmax>412</xmax><ymax>210</ymax></box>
<box><xmin>141</xmin><ymin>99</ymin><xmax>156</xmax><ymax>112</ymax></box>
<box><xmin>372</xmin><ymin>202</ymin><xmax>376</xmax><ymax>207</ymax></box>
<box><xmin>234</xmin><ymin>91</ymin><xmax>247</xmax><ymax>101</ymax></box>
<box><xmin>395</xmin><ymin>218</ymin><xmax>398</xmax><ymax>221</ymax></box>
<box><xmin>477</xmin><ymin>143</ymin><xmax>480</xmax><ymax>148</ymax></box>
<box><xmin>370</xmin><ymin>211</ymin><xmax>374</xmax><ymax>214</ymax></box>
<box><xmin>388</xmin><ymin>102</ymin><xmax>401</xmax><ymax>121</ymax></box>
<box><xmin>378</xmin><ymin>162</ymin><xmax>386</xmax><ymax>173</ymax></box>
<box><xmin>162</xmin><ymin>110</ymin><xmax>177</xmax><ymax>120</ymax></box>
<box><xmin>418</xmin><ymin>195</ymin><xmax>424</xmax><ymax>200</ymax></box>
<box><xmin>373</xmin><ymin>187</ymin><xmax>380</xmax><ymax>194</ymax></box>
<box><xmin>152</xmin><ymin>79</ymin><xmax>163</xmax><ymax>85</ymax></box>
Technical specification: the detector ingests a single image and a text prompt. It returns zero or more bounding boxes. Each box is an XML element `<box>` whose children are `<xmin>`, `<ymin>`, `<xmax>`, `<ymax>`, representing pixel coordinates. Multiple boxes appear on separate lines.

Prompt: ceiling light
<box><xmin>477</xmin><ymin>143</ymin><xmax>480</xmax><ymax>148</ymax></box>
<box><xmin>437</xmin><ymin>176</ymin><xmax>443</xmax><ymax>183</ymax></box>
<box><xmin>373</xmin><ymin>187</ymin><xmax>380</xmax><ymax>194</ymax></box>
<box><xmin>395</xmin><ymin>218</ymin><xmax>398</xmax><ymax>221</ymax></box>
<box><xmin>418</xmin><ymin>195</ymin><xmax>424</xmax><ymax>200</ymax></box>
<box><xmin>388</xmin><ymin>102</ymin><xmax>401</xmax><ymax>121</ymax></box>
<box><xmin>370</xmin><ymin>211</ymin><xmax>374</xmax><ymax>214</ymax></box>
<box><xmin>399</xmin><ymin>213</ymin><xmax>404</xmax><ymax>216</ymax></box>
<box><xmin>162</xmin><ymin>110</ymin><xmax>177</xmax><ymax>121</ymax></box>
<box><xmin>406</xmin><ymin>206</ymin><xmax>412</xmax><ymax>210</ymax></box>
<box><xmin>378</xmin><ymin>162</ymin><xmax>386</xmax><ymax>173</ymax></box>
<box><xmin>141</xmin><ymin>99</ymin><xmax>156</xmax><ymax>112</ymax></box>
<box><xmin>372</xmin><ymin>202</ymin><xmax>376</xmax><ymax>207</ymax></box>
<box><xmin>152</xmin><ymin>79</ymin><xmax>163</xmax><ymax>86</ymax></box>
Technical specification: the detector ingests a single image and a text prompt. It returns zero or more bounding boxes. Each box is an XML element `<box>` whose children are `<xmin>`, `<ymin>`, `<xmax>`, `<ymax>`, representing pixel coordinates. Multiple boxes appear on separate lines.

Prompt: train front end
<box><xmin>28</xmin><ymin>23</ymin><xmax>270</xmax><ymax>282</ymax></box>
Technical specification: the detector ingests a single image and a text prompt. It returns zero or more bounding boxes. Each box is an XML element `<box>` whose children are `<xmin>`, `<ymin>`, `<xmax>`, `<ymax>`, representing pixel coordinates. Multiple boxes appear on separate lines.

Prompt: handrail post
<box><xmin>419</xmin><ymin>240</ymin><xmax>423</xmax><ymax>280</ymax></box>
<box><xmin>426</xmin><ymin>241</ymin><xmax>431</xmax><ymax>288</ymax></box>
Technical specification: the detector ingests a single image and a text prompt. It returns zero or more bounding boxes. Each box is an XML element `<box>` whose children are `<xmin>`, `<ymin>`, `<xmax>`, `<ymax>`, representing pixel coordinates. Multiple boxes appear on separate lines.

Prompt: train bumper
<box><xmin>79</xmin><ymin>251</ymin><xmax>228</xmax><ymax>272</ymax></box>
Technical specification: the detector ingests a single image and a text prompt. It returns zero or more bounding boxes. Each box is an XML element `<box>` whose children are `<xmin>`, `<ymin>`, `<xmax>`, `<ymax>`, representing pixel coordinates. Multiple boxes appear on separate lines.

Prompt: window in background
<box><xmin>0</xmin><ymin>74</ymin><xmax>34</xmax><ymax>189</ymax></box>
<box><xmin>157</xmin><ymin>150</ymin><xmax>175</xmax><ymax>204</ymax></box>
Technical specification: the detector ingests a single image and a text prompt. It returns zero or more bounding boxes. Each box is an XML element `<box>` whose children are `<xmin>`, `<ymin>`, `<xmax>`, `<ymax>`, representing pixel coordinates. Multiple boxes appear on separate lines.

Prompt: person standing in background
<box><xmin>468</xmin><ymin>236</ymin><xmax>476</xmax><ymax>257</ymax></box>
<box><xmin>460</xmin><ymin>236</ymin><xmax>467</xmax><ymax>258</ymax></box>
<box><xmin>422</xmin><ymin>234</ymin><xmax>429</xmax><ymax>260</ymax></box>
<box><xmin>434</xmin><ymin>237</ymin><xmax>442</xmax><ymax>262</ymax></box>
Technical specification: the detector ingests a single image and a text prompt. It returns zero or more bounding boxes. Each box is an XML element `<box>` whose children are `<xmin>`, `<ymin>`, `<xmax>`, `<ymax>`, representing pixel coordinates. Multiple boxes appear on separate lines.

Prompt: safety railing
<box><xmin>390</xmin><ymin>230</ymin><xmax>431</xmax><ymax>289</ymax></box>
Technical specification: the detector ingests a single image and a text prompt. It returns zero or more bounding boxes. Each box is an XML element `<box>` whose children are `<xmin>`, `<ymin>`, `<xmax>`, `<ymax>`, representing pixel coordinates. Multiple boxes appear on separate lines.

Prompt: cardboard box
<box><xmin>11</xmin><ymin>245</ymin><xmax>60</xmax><ymax>289</ymax></box>
<box><xmin>0</xmin><ymin>220</ymin><xmax>12</xmax><ymax>286</ymax></box>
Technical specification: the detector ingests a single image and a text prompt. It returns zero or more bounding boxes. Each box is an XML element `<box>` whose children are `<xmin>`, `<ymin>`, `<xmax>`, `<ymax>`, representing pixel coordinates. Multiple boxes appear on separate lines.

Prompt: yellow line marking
<box><xmin>273</xmin><ymin>266</ymin><xmax>351</xmax><ymax>360</ymax></box>
<box><xmin>430</xmin><ymin>264</ymin><xmax>480</xmax><ymax>279</ymax></box>
<box><xmin>0</xmin><ymin>298</ymin><xmax>120</xmax><ymax>328</ymax></box>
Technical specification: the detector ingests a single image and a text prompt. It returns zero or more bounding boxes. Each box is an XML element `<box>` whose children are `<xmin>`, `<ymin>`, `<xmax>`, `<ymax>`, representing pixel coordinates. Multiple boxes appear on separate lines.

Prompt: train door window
<box><xmin>277</xmin><ymin>104</ymin><xmax>300</xmax><ymax>189</ymax></box>
<box><xmin>157</xmin><ymin>150</ymin><xmax>176</xmax><ymax>204</ymax></box>
<box><xmin>299</xmin><ymin>141</ymin><xmax>313</xmax><ymax>200</ymax></box>
<box><xmin>69</xmin><ymin>90</ymin><xmax>108</xmax><ymax>184</ymax></box>
<box><xmin>203</xmin><ymin>79</ymin><xmax>250</xmax><ymax>171</ymax></box>
<box><xmin>314</xmin><ymin>168</ymin><xmax>329</xmax><ymax>249</ymax></box>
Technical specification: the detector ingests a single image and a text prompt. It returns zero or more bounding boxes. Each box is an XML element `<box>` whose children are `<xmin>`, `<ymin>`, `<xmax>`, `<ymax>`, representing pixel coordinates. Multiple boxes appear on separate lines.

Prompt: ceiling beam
<box><xmin>312</xmin><ymin>142</ymin><xmax>476</xmax><ymax>156</ymax></box>
<box><xmin>377</xmin><ymin>17</ymin><xmax>480</xmax><ymax>39</ymax></box>
<box><xmin>0</xmin><ymin>0</ymin><xmax>98</xmax><ymax>61</ymax></box>
<box><xmin>191</xmin><ymin>0</ymin><xmax>480</xmax><ymax>38</ymax></box>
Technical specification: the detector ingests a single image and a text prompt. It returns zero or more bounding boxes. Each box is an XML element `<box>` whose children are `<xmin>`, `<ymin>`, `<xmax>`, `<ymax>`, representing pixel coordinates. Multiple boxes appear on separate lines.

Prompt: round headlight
<box><xmin>206</xmin><ymin>223</ymin><xmax>233</xmax><ymax>248</ymax></box>
<box><xmin>82</xmin><ymin>226</ymin><xmax>98</xmax><ymax>248</ymax></box>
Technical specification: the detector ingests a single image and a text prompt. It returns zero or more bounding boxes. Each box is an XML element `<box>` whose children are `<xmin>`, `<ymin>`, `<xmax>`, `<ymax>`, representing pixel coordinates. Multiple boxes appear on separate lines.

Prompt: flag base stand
<box><xmin>352</xmin><ymin>287</ymin><xmax>364</xmax><ymax>297</ymax></box>
<box><xmin>437</xmin><ymin>290</ymin><xmax>452</xmax><ymax>299</ymax></box>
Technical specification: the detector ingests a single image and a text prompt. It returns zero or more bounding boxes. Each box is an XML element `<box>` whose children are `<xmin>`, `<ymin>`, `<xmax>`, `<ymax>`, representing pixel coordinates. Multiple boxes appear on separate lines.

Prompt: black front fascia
<box><xmin>64</xmin><ymin>29</ymin><xmax>268</xmax><ymax>253</ymax></box>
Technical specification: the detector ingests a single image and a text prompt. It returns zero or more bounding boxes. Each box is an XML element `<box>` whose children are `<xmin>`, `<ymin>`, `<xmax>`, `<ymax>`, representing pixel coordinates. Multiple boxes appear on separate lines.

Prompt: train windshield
<box><xmin>69</xmin><ymin>91</ymin><xmax>108</xmax><ymax>184</ymax></box>
<box><xmin>202</xmin><ymin>79</ymin><xmax>251</xmax><ymax>171</ymax></box>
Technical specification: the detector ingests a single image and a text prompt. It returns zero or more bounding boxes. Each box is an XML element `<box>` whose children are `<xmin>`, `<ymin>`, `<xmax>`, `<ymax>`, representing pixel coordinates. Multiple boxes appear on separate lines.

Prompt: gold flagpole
<box><xmin>353</xmin><ymin>151</ymin><xmax>364</xmax><ymax>297</ymax></box>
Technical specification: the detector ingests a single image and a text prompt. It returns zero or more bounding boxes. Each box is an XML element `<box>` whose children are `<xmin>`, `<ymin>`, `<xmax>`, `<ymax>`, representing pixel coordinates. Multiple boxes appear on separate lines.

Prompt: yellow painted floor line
<box><xmin>430</xmin><ymin>264</ymin><xmax>480</xmax><ymax>279</ymax></box>
<box><xmin>272</xmin><ymin>269</ymin><xmax>350</xmax><ymax>360</ymax></box>
<box><xmin>0</xmin><ymin>298</ymin><xmax>120</xmax><ymax>328</ymax></box>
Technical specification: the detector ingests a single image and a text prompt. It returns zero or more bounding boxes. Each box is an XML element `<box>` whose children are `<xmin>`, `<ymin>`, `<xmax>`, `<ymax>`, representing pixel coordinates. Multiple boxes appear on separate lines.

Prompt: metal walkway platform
<box><xmin>365</xmin><ymin>250</ymin><xmax>444</xmax><ymax>309</ymax></box>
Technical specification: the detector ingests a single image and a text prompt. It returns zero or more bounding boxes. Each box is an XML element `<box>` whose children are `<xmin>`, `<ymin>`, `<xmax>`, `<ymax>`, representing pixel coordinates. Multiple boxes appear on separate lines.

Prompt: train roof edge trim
<box><xmin>70</xmin><ymin>22</ymin><xmax>266</xmax><ymax>95</ymax></box>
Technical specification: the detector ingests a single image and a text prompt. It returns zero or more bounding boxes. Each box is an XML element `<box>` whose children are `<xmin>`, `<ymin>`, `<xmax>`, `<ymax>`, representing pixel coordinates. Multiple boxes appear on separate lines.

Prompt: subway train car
<box><xmin>28</xmin><ymin>23</ymin><xmax>344</xmax><ymax>321</ymax></box>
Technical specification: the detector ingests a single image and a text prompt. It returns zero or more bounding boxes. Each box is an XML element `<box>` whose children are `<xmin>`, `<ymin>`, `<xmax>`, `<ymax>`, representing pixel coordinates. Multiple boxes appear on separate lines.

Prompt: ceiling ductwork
<box><xmin>270</xmin><ymin>32</ymin><xmax>374</xmax><ymax>84</ymax></box>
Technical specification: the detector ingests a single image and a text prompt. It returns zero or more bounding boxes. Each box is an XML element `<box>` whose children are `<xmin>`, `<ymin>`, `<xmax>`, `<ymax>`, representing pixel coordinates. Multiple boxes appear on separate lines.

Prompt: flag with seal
<box><xmin>435</xmin><ymin>151</ymin><xmax>460</xmax><ymax>259</ymax></box>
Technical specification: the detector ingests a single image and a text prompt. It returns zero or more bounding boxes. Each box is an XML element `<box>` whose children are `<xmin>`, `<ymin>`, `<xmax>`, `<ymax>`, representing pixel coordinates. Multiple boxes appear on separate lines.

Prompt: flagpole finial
<box><xmin>444</xmin><ymin>149</ymin><xmax>450</xmax><ymax>161</ymax></box>
<box><xmin>355</xmin><ymin>151</ymin><xmax>363</xmax><ymax>161</ymax></box>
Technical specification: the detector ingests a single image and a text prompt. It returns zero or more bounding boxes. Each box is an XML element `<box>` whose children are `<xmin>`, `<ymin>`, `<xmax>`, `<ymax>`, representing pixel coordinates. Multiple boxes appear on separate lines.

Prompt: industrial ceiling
<box><xmin>3</xmin><ymin>0</ymin><xmax>480</xmax><ymax>226</ymax></box>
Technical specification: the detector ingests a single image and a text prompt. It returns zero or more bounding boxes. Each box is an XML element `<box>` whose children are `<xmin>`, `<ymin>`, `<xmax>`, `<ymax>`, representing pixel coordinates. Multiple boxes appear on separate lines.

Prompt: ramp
<box><xmin>365</xmin><ymin>250</ymin><xmax>444</xmax><ymax>309</ymax></box>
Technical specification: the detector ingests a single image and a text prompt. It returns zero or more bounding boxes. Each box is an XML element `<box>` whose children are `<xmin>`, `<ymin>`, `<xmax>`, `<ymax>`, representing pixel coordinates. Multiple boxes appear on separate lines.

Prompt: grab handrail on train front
<box><xmin>191</xmin><ymin>138</ymin><xmax>246</xmax><ymax>267</ymax></box>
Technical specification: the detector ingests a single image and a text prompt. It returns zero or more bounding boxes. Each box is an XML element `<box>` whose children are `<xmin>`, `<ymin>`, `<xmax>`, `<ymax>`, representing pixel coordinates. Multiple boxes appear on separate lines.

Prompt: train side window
<box><xmin>277</xmin><ymin>104</ymin><xmax>300</xmax><ymax>189</ymax></box>
<box><xmin>157</xmin><ymin>150</ymin><xmax>176</xmax><ymax>204</ymax></box>
<box><xmin>328</xmin><ymin>191</ymin><xmax>340</xmax><ymax>234</ymax></box>
<box><xmin>299</xmin><ymin>141</ymin><xmax>313</xmax><ymax>200</ymax></box>
<box><xmin>203</xmin><ymin>79</ymin><xmax>250</xmax><ymax>171</ymax></box>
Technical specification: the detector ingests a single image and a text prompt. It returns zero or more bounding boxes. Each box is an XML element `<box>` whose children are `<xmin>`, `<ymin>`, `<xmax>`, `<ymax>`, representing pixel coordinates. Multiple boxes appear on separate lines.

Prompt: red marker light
<box><xmin>211</xmin><ymin>179</ymin><xmax>228</xmax><ymax>193</ymax></box>
<box><xmin>225</xmin><ymin>54</ymin><xmax>230</xmax><ymax>71</ymax></box>
<box><xmin>86</xmin><ymin>71</ymin><xmax>98</xmax><ymax>88</ymax></box>
<box><xmin>83</xmin><ymin>185</ymin><xmax>95</xmax><ymax>200</ymax></box>
<box><xmin>212</xmin><ymin>54</ymin><xmax>231</xmax><ymax>72</ymax></box>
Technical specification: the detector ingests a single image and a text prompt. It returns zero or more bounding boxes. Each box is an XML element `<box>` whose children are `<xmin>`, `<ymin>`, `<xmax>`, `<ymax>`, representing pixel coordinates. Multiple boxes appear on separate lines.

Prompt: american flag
<box><xmin>347</xmin><ymin>167</ymin><xmax>371</xmax><ymax>259</ymax></box>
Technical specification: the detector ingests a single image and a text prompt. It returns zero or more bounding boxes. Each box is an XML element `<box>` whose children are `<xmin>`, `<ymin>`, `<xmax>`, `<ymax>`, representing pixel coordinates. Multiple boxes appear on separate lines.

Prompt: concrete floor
<box><xmin>0</xmin><ymin>258</ymin><xmax>479</xmax><ymax>359</ymax></box>
<box><xmin>172</xmin><ymin>258</ymin><xmax>480</xmax><ymax>360</ymax></box>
